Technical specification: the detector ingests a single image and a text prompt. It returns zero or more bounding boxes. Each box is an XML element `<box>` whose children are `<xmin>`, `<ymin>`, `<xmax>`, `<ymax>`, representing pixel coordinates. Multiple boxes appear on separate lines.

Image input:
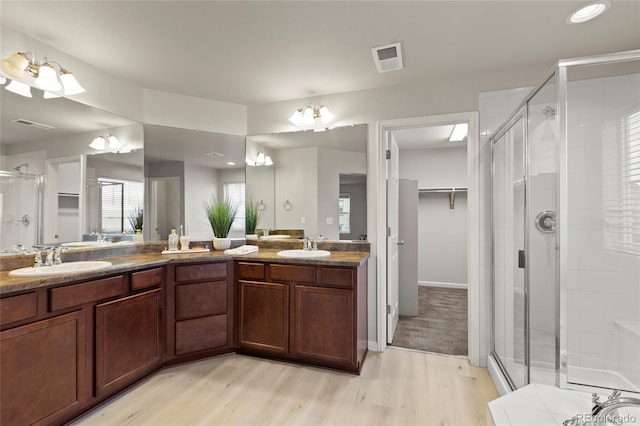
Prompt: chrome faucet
<box><xmin>564</xmin><ymin>389</ymin><xmax>640</xmax><ymax>426</ymax></box>
<box><xmin>34</xmin><ymin>251</ymin><xmax>43</xmax><ymax>268</ymax></box>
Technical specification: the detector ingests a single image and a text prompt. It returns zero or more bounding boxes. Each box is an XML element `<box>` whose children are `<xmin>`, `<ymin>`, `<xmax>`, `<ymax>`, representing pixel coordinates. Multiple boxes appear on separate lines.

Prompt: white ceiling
<box><xmin>1</xmin><ymin>1</ymin><xmax>638</xmax><ymax>106</ymax></box>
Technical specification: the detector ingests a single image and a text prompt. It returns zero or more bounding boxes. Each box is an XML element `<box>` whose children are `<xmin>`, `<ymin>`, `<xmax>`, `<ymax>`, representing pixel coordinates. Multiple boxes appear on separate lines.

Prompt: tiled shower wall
<box><xmin>566</xmin><ymin>72</ymin><xmax>640</xmax><ymax>390</ymax></box>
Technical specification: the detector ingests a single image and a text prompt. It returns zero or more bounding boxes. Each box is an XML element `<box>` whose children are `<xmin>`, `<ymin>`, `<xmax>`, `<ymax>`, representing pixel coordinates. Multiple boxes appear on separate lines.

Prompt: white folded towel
<box><xmin>224</xmin><ymin>245</ymin><xmax>259</xmax><ymax>255</ymax></box>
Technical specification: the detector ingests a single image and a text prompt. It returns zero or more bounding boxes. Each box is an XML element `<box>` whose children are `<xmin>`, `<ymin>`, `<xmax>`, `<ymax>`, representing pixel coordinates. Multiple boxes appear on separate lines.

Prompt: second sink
<box><xmin>9</xmin><ymin>261</ymin><xmax>113</xmax><ymax>277</ymax></box>
<box><xmin>276</xmin><ymin>249</ymin><xmax>331</xmax><ymax>259</ymax></box>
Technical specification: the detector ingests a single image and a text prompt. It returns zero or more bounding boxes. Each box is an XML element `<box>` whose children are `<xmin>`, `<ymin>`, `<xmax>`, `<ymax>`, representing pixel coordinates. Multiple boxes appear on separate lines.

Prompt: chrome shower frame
<box><xmin>489</xmin><ymin>49</ymin><xmax>640</xmax><ymax>394</ymax></box>
<box><xmin>0</xmin><ymin>169</ymin><xmax>46</xmax><ymax>246</ymax></box>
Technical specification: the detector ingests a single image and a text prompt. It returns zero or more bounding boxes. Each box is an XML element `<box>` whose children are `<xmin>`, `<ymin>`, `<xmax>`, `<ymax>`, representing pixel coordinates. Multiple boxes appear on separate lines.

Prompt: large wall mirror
<box><xmin>0</xmin><ymin>87</ymin><xmax>143</xmax><ymax>252</ymax></box>
<box><xmin>246</xmin><ymin>124</ymin><xmax>367</xmax><ymax>241</ymax></box>
<box><xmin>143</xmin><ymin>124</ymin><xmax>246</xmax><ymax>242</ymax></box>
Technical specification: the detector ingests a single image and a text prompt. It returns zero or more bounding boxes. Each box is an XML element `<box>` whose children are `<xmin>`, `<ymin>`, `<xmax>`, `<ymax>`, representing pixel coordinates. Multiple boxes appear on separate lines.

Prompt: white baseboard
<box><xmin>419</xmin><ymin>280</ymin><xmax>468</xmax><ymax>289</ymax></box>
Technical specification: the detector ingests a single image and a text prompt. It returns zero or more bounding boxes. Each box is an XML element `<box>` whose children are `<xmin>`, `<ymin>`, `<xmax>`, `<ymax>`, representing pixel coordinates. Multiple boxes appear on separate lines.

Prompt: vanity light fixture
<box><xmin>89</xmin><ymin>135</ymin><xmax>121</xmax><ymax>151</ymax></box>
<box><xmin>449</xmin><ymin>123</ymin><xmax>468</xmax><ymax>142</ymax></box>
<box><xmin>246</xmin><ymin>152</ymin><xmax>273</xmax><ymax>167</ymax></box>
<box><xmin>289</xmin><ymin>104</ymin><xmax>334</xmax><ymax>128</ymax></box>
<box><xmin>0</xmin><ymin>51</ymin><xmax>85</xmax><ymax>98</ymax></box>
<box><xmin>566</xmin><ymin>1</ymin><xmax>610</xmax><ymax>24</ymax></box>
<box><xmin>5</xmin><ymin>79</ymin><xmax>32</xmax><ymax>98</ymax></box>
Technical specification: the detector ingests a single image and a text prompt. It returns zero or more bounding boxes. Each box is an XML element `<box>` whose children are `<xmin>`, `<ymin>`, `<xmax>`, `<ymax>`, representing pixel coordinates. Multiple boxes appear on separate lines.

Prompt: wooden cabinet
<box><xmin>0</xmin><ymin>265</ymin><xmax>165</xmax><ymax>425</ymax></box>
<box><xmin>235</xmin><ymin>260</ymin><xmax>367</xmax><ymax>373</ymax></box>
<box><xmin>168</xmin><ymin>261</ymin><xmax>233</xmax><ymax>360</ymax></box>
<box><xmin>95</xmin><ymin>289</ymin><xmax>162</xmax><ymax>398</ymax></box>
<box><xmin>237</xmin><ymin>281</ymin><xmax>289</xmax><ymax>353</ymax></box>
<box><xmin>1</xmin><ymin>311</ymin><xmax>86</xmax><ymax>426</ymax></box>
<box><xmin>291</xmin><ymin>285</ymin><xmax>354</xmax><ymax>366</ymax></box>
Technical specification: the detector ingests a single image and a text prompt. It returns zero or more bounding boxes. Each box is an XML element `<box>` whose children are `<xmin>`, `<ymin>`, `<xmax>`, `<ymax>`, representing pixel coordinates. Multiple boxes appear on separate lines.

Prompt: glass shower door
<box><xmin>492</xmin><ymin>111</ymin><xmax>528</xmax><ymax>390</ymax></box>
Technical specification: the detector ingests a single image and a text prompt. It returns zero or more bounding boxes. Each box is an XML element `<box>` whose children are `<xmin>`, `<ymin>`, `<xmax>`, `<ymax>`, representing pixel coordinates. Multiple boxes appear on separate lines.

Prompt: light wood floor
<box><xmin>72</xmin><ymin>348</ymin><xmax>499</xmax><ymax>426</ymax></box>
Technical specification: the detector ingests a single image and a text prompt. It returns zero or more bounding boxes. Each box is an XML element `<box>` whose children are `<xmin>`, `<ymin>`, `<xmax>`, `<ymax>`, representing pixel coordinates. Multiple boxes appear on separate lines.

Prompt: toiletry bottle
<box><xmin>168</xmin><ymin>229</ymin><xmax>179</xmax><ymax>251</ymax></box>
<box><xmin>179</xmin><ymin>225</ymin><xmax>190</xmax><ymax>251</ymax></box>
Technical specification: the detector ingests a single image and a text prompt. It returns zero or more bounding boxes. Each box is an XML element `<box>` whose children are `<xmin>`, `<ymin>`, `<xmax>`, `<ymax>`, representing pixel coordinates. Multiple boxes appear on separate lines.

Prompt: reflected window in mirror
<box><xmin>339</xmin><ymin>193</ymin><xmax>351</xmax><ymax>234</ymax></box>
<box><xmin>224</xmin><ymin>181</ymin><xmax>246</xmax><ymax>232</ymax></box>
<box><xmin>98</xmin><ymin>178</ymin><xmax>144</xmax><ymax>233</ymax></box>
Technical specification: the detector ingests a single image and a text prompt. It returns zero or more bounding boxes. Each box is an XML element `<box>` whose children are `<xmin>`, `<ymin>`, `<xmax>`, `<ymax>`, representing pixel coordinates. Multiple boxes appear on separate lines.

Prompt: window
<box><xmin>224</xmin><ymin>182</ymin><xmax>245</xmax><ymax>231</ymax></box>
<box><xmin>604</xmin><ymin>108</ymin><xmax>640</xmax><ymax>255</ymax></box>
<box><xmin>99</xmin><ymin>178</ymin><xmax>144</xmax><ymax>233</ymax></box>
<box><xmin>339</xmin><ymin>193</ymin><xmax>351</xmax><ymax>234</ymax></box>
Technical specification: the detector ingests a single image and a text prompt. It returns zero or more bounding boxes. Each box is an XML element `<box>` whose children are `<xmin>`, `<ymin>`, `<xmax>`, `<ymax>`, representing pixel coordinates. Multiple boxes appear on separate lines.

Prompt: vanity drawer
<box><xmin>131</xmin><ymin>267</ymin><xmax>164</xmax><ymax>291</ymax></box>
<box><xmin>175</xmin><ymin>280</ymin><xmax>227</xmax><ymax>319</ymax></box>
<box><xmin>317</xmin><ymin>267</ymin><xmax>354</xmax><ymax>289</ymax></box>
<box><xmin>175</xmin><ymin>262</ymin><xmax>227</xmax><ymax>283</ymax></box>
<box><xmin>237</xmin><ymin>262</ymin><xmax>265</xmax><ymax>281</ymax></box>
<box><xmin>49</xmin><ymin>276</ymin><xmax>126</xmax><ymax>311</ymax></box>
<box><xmin>175</xmin><ymin>314</ymin><xmax>228</xmax><ymax>354</ymax></box>
<box><xmin>269</xmin><ymin>264</ymin><xmax>315</xmax><ymax>284</ymax></box>
<box><xmin>0</xmin><ymin>292</ymin><xmax>38</xmax><ymax>326</ymax></box>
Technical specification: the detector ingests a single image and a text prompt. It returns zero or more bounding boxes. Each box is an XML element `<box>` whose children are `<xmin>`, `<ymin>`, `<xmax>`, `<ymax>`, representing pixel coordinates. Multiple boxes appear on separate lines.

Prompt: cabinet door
<box><xmin>238</xmin><ymin>281</ymin><xmax>289</xmax><ymax>354</ymax></box>
<box><xmin>1</xmin><ymin>311</ymin><xmax>86</xmax><ymax>426</ymax></box>
<box><xmin>95</xmin><ymin>289</ymin><xmax>162</xmax><ymax>398</ymax></box>
<box><xmin>291</xmin><ymin>285</ymin><xmax>354</xmax><ymax>366</ymax></box>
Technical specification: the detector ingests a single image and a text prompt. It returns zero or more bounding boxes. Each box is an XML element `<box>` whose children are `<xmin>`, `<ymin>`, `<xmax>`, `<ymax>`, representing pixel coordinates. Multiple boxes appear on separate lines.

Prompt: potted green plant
<box><xmin>245</xmin><ymin>200</ymin><xmax>262</xmax><ymax>240</ymax></box>
<box><xmin>204</xmin><ymin>197</ymin><xmax>239</xmax><ymax>250</ymax></box>
<box><xmin>128</xmin><ymin>206</ymin><xmax>144</xmax><ymax>243</ymax></box>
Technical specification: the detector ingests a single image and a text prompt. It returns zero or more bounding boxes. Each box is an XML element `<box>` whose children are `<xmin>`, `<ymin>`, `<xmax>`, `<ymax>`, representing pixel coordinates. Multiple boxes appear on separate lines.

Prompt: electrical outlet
<box><xmin>326</xmin><ymin>217</ymin><xmax>333</xmax><ymax>225</ymax></box>
<box><xmin>301</xmin><ymin>216</ymin><xmax>306</xmax><ymax>224</ymax></box>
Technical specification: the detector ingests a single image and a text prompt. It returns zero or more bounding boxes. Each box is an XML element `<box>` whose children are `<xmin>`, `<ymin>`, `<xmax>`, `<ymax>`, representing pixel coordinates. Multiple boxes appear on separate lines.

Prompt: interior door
<box><xmin>386</xmin><ymin>134</ymin><xmax>400</xmax><ymax>343</ymax></box>
<box><xmin>398</xmin><ymin>178</ymin><xmax>418</xmax><ymax>316</ymax></box>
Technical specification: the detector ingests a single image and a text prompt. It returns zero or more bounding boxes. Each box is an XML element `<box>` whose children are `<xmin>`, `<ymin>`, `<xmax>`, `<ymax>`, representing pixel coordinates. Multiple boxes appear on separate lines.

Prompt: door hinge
<box><xmin>387</xmin><ymin>304</ymin><xmax>391</xmax><ymax>314</ymax></box>
<box><xmin>385</xmin><ymin>149</ymin><xmax>391</xmax><ymax>159</ymax></box>
<box><xmin>518</xmin><ymin>250</ymin><xmax>526</xmax><ymax>269</ymax></box>
<box><xmin>387</xmin><ymin>227</ymin><xmax>391</xmax><ymax>237</ymax></box>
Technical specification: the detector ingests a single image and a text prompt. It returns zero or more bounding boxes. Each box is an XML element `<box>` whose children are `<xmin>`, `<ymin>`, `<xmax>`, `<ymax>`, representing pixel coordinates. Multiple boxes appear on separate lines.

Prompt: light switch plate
<box><xmin>301</xmin><ymin>216</ymin><xmax>306</xmax><ymax>224</ymax></box>
<box><xmin>326</xmin><ymin>217</ymin><xmax>333</xmax><ymax>225</ymax></box>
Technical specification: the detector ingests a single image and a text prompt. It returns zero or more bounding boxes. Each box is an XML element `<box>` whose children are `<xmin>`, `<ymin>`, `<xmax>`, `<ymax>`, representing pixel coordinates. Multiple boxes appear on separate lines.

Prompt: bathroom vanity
<box><xmin>0</xmin><ymin>243</ymin><xmax>368</xmax><ymax>426</ymax></box>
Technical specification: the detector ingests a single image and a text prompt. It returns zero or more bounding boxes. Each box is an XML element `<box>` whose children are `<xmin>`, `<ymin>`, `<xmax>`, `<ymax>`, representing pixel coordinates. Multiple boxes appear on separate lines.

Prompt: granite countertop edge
<box><xmin>0</xmin><ymin>249</ymin><xmax>369</xmax><ymax>295</ymax></box>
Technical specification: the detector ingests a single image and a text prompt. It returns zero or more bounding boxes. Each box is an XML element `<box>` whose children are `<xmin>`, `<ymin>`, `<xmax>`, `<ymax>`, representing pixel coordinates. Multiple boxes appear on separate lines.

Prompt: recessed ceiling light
<box><xmin>449</xmin><ymin>123</ymin><xmax>468</xmax><ymax>142</ymax></box>
<box><xmin>226</xmin><ymin>161</ymin><xmax>236</xmax><ymax>166</ymax></box>
<box><xmin>566</xmin><ymin>1</ymin><xmax>610</xmax><ymax>24</ymax></box>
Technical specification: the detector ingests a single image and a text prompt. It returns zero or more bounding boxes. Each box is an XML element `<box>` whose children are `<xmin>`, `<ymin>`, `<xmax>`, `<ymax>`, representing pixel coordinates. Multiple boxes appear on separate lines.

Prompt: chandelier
<box><xmin>288</xmin><ymin>104</ymin><xmax>334</xmax><ymax>128</ymax></box>
<box><xmin>0</xmin><ymin>51</ymin><xmax>85</xmax><ymax>98</ymax></box>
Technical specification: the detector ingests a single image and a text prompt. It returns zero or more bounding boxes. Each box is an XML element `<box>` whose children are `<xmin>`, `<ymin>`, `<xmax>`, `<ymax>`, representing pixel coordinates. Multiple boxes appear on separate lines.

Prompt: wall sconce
<box><xmin>0</xmin><ymin>51</ymin><xmax>85</xmax><ymax>98</ymax></box>
<box><xmin>90</xmin><ymin>135</ymin><xmax>121</xmax><ymax>151</ymax></box>
<box><xmin>288</xmin><ymin>104</ymin><xmax>334</xmax><ymax>128</ymax></box>
<box><xmin>246</xmin><ymin>152</ymin><xmax>273</xmax><ymax>167</ymax></box>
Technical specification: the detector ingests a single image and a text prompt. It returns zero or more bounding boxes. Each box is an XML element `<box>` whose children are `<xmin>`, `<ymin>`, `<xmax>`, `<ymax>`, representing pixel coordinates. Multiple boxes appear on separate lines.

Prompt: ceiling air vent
<box><xmin>372</xmin><ymin>42</ymin><xmax>403</xmax><ymax>73</ymax></box>
<box><xmin>11</xmin><ymin>119</ymin><xmax>55</xmax><ymax>130</ymax></box>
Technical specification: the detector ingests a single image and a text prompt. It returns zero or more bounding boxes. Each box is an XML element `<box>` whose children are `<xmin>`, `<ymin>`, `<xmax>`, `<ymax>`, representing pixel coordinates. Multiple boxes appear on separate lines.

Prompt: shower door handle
<box><xmin>518</xmin><ymin>250</ymin><xmax>526</xmax><ymax>269</ymax></box>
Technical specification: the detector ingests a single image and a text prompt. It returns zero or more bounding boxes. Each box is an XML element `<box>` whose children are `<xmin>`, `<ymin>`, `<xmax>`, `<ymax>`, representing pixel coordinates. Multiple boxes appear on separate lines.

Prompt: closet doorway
<box><xmin>384</xmin><ymin>116</ymin><xmax>473</xmax><ymax>357</ymax></box>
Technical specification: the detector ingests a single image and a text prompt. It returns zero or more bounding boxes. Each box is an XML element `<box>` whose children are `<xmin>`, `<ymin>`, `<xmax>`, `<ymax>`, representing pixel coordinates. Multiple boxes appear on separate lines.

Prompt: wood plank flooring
<box><xmin>72</xmin><ymin>348</ymin><xmax>499</xmax><ymax>426</ymax></box>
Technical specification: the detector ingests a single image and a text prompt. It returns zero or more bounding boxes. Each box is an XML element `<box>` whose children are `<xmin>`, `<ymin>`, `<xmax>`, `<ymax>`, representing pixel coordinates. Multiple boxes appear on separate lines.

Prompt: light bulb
<box><xmin>288</xmin><ymin>109</ymin><xmax>303</xmax><ymax>126</ymax></box>
<box><xmin>89</xmin><ymin>136</ymin><xmax>106</xmax><ymax>150</ymax></box>
<box><xmin>60</xmin><ymin>69</ymin><xmax>85</xmax><ymax>95</ymax></box>
<box><xmin>35</xmin><ymin>63</ymin><xmax>62</xmax><ymax>92</ymax></box>
<box><xmin>256</xmin><ymin>152</ymin><xmax>266</xmax><ymax>166</ymax></box>
<box><xmin>302</xmin><ymin>106</ymin><xmax>315</xmax><ymax>125</ymax></box>
<box><xmin>107</xmin><ymin>135</ymin><xmax>121</xmax><ymax>149</ymax></box>
<box><xmin>5</xmin><ymin>80</ymin><xmax>32</xmax><ymax>98</ymax></box>
<box><xmin>265</xmin><ymin>156</ymin><xmax>273</xmax><ymax>166</ymax></box>
<box><xmin>0</xmin><ymin>52</ymin><xmax>29</xmax><ymax>79</ymax></box>
<box><xmin>318</xmin><ymin>106</ymin><xmax>334</xmax><ymax>124</ymax></box>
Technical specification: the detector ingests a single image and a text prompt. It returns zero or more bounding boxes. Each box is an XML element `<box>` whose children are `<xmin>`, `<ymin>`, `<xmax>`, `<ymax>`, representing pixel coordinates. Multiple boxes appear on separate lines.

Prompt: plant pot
<box><xmin>212</xmin><ymin>237</ymin><xmax>231</xmax><ymax>250</ymax></box>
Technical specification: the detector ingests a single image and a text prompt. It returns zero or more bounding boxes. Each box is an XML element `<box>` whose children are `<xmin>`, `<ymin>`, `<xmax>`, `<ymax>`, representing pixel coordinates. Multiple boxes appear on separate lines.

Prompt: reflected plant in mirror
<box><xmin>246</xmin><ymin>124</ymin><xmax>367</xmax><ymax>241</ymax></box>
<box><xmin>143</xmin><ymin>124</ymin><xmax>246</xmax><ymax>243</ymax></box>
<box><xmin>245</xmin><ymin>200</ymin><xmax>262</xmax><ymax>239</ymax></box>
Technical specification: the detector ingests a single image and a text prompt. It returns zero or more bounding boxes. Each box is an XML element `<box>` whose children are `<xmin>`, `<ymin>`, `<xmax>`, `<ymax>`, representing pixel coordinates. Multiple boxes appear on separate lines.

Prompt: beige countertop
<box><xmin>0</xmin><ymin>248</ymin><xmax>369</xmax><ymax>295</ymax></box>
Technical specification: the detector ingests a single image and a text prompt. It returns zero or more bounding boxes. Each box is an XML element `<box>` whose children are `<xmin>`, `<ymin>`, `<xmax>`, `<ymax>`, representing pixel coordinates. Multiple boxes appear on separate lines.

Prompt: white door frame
<box><xmin>376</xmin><ymin>111</ymin><xmax>480</xmax><ymax>366</ymax></box>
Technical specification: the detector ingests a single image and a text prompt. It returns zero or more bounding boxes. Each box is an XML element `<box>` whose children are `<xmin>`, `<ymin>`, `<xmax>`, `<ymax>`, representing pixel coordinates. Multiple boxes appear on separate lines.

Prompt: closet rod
<box><xmin>418</xmin><ymin>187</ymin><xmax>467</xmax><ymax>209</ymax></box>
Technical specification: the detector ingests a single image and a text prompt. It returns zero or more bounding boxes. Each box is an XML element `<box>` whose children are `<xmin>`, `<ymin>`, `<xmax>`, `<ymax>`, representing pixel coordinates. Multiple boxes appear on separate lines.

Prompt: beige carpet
<box><xmin>391</xmin><ymin>286</ymin><xmax>468</xmax><ymax>356</ymax></box>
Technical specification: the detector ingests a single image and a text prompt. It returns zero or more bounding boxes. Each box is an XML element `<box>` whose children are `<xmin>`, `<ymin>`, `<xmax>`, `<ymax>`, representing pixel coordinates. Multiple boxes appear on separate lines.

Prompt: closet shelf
<box><xmin>418</xmin><ymin>187</ymin><xmax>467</xmax><ymax>209</ymax></box>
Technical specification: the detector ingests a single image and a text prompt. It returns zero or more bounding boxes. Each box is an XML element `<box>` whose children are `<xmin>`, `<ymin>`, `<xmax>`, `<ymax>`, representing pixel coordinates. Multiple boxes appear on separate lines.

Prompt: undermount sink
<box><xmin>261</xmin><ymin>235</ymin><xmax>291</xmax><ymax>240</ymax></box>
<box><xmin>9</xmin><ymin>261</ymin><xmax>113</xmax><ymax>277</ymax></box>
<box><xmin>276</xmin><ymin>249</ymin><xmax>331</xmax><ymax>259</ymax></box>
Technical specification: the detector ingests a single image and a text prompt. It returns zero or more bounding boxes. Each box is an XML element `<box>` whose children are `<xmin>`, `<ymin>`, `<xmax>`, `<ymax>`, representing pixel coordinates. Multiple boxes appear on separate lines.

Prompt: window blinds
<box><xmin>99</xmin><ymin>178</ymin><xmax>144</xmax><ymax>233</ymax></box>
<box><xmin>224</xmin><ymin>182</ymin><xmax>245</xmax><ymax>231</ymax></box>
<box><xmin>604</xmin><ymin>108</ymin><xmax>640</xmax><ymax>255</ymax></box>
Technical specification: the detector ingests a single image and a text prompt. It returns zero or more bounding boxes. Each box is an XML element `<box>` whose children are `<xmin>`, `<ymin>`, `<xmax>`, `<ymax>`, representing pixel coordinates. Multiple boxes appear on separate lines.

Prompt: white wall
<box><xmin>184</xmin><ymin>162</ymin><xmax>220</xmax><ymax>240</ymax></box>
<box><xmin>399</xmin><ymin>146</ymin><xmax>468</xmax><ymax>285</ymax></box>
<box><xmin>246</xmin><ymin>165</ymin><xmax>275</xmax><ymax>231</ymax></box>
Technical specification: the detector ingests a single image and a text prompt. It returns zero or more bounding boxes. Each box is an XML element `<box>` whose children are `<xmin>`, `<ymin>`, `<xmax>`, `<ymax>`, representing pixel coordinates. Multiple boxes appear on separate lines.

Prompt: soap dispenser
<box><xmin>168</xmin><ymin>229</ymin><xmax>179</xmax><ymax>251</ymax></box>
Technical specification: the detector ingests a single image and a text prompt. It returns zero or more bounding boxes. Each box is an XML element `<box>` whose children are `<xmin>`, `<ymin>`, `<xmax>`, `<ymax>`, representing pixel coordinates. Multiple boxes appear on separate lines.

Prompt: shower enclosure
<box><xmin>0</xmin><ymin>169</ymin><xmax>45</xmax><ymax>252</ymax></box>
<box><xmin>491</xmin><ymin>50</ymin><xmax>640</xmax><ymax>394</ymax></box>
